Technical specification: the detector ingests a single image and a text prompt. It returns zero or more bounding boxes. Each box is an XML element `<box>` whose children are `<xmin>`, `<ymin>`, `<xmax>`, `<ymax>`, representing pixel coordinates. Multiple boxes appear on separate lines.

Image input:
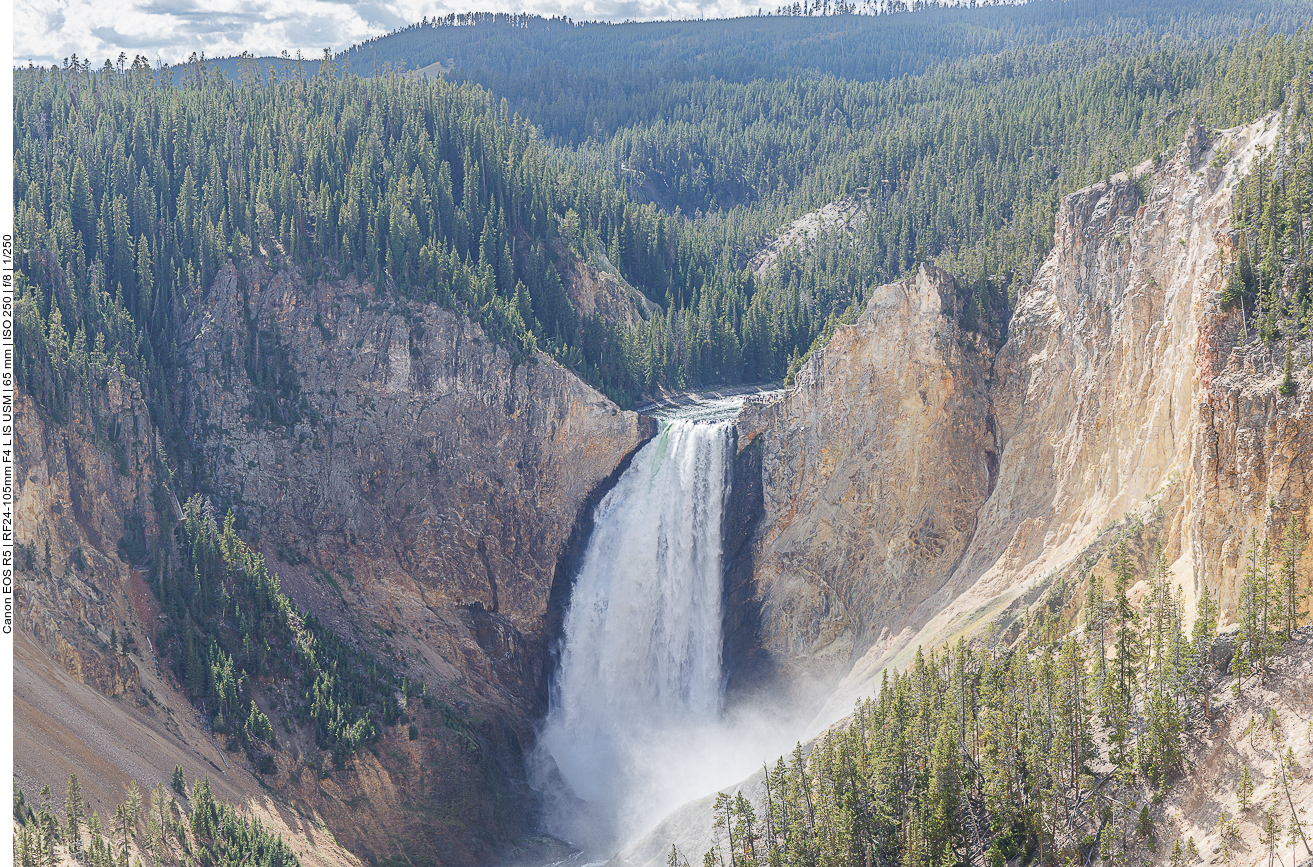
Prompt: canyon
<box><xmin>615</xmin><ymin>111</ymin><xmax>1313</xmax><ymax>867</ymax></box>
<box><xmin>15</xmin><ymin>110</ymin><xmax>1313</xmax><ymax>867</ymax></box>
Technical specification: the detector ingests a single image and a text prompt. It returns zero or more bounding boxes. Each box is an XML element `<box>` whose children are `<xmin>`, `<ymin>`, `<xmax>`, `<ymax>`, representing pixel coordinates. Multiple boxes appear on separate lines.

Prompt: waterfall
<box><xmin>538</xmin><ymin>417</ymin><xmax>735</xmax><ymax>851</ymax></box>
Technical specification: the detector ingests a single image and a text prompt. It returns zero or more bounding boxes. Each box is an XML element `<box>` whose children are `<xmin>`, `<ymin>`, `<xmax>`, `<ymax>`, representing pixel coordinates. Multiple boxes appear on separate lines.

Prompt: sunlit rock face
<box><xmin>735</xmin><ymin>262</ymin><xmax>999</xmax><ymax>698</ymax></box>
<box><xmin>734</xmin><ymin>113</ymin><xmax>1313</xmax><ymax>715</ymax></box>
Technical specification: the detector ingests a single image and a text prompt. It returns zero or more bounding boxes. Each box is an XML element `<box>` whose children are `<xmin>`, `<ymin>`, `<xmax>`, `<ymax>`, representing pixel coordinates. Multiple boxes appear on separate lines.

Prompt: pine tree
<box><xmin>65</xmin><ymin>774</ymin><xmax>84</xmax><ymax>859</ymax></box>
<box><xmin>1235</xmin><ymin>530</ymin><xmax>1279</xmax><ymax>684</ymax></box>
<box><xmin>1261</xmin><ymin>804</ymin><xmax>1284</xmax><ymax>867</ymax></box>
<box><xmin>1239</xmin><ymin>766</ymin><xmax>1255</xmax><ymax>811</ymax></box>
<box><xmin>1278</xmin><ymin>344</ymin><xmax>1297</xmax><ymax>396</ymax></box>
<box><xmin>1137</xmin><ymin>804</ymin><xmax>1155</xmax><ymax>844</ymax></box>
<box><xmin>1279</xmin><ymin>516</ymin><xmax>1306</xmax><ymax>638</ymax></box>
<box><xmin>1103</xmin><ymin>542</ymin><xmax>1141</xmax><ymax>768</ymax></box>
<box><xmin>1192</xmin><ymin>584</ymin><xmax>1220</xmax><ymax>719</ymax></box>
<box><xmin>69</xmin><ymin>157</ymin><xmax>95</xmax><ymax>249</ymax></box>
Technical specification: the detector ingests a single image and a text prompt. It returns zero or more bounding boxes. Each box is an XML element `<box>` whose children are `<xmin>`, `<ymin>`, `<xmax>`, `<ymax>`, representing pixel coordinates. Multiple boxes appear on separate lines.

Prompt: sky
<box><xmin>12</xmin><ymin>0</ymin><xmax>766</xmax><ymax>68</ymax></box>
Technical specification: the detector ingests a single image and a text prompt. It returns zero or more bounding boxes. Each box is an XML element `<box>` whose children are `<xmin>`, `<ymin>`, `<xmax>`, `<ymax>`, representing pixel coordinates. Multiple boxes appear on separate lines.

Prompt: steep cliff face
<box><xmin>735</xmin><ymin>264</ymin><xmax>998</xmax><ymax>694</ymax></box>
<box><xmin>736</xmin><ymin>113</ymin><xmax>1313</xmax><ymax>711</ymax></box>
<box><xmin>166</xmin><ymin>262</ymin><xmax>652</xmax><ymax>858</ymax></box>
<box><xmin>15</xmin><ymin>371</ymin><xmax>160</xmax><ymax>702</ymax></box>
<box><xmin>938</xmin><ymin>112</ymin><xmax>1311</xmax><ymax>659</ymax></box>
<box><xmin>16</xmin><ymin>258</ymin><xmax>652</xmax><ymax>866</ymax></box>
<box><xmin>934</xmin><ymin>118</ymin><xmax>1252</xmax><ymax>638</ymax></box>
<box><xmin>15</xmin><ymin>372</ymin><xmax>367</xmax><ymax>867</ymax></box>
<box><xmin>174</xmin><ymin>261</ymin><xmax>648</xmax><ymax>630</ymax></box>
<box><xmin>1193</xmin><ymin>333</ymin><xmax>1313</xmax><ymax>617</ymax></box>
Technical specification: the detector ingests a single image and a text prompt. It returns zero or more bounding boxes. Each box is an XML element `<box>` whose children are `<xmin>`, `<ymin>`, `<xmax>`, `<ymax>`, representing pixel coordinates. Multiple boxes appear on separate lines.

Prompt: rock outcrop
<box><xmin>15</xmin><ymin>368</ymin><xmax>365</xmax><ymax>867</ymax></box>
<box><xmin>554</xmin><ymin>239</ymin><xmax>660</xmax><ymax>330</ymax></box>
<box><xmin>15</xmin><ymin>370</ymin><xmax>160</xmax><ymax>702</ymax></box>
<box><xmin>748</xmin><ymin>195</ymin><xmax>868</xmax><ymax>280</ymax></box>
<box><xmin>1193</xmin><ymin>330</ymin><xmax>1313</xmax><ymax>616</ymax></box>
<box><xmin>173</xmin><ymin>263</ymin><xmax>650</xmax><ymax>682</ymax></box>
<box><xmin>735</xmin><ymin>264</ymin><xmax>998</xmax><ymax>697</ymax></box>
<box><xmin>166</xmin><ymin>263</ymin><xmax>653</xmax><ymax>861</ymax></box>
<box><xmin>734</xmin><ymin>113</ymin><xmax>1313</xmax><ymax>714</ymax></box>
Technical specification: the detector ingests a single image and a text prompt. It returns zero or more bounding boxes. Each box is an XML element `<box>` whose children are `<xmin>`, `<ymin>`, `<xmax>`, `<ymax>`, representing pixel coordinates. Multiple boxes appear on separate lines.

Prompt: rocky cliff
<box><xmin>734</xmin><ymin>263</ymin><xmax>999</xmax><ymax>698</ymax></box>
<box><xmin>174</xmin><ymin>263</ymin><xmax>649</xmax><ymax>636</ymax></box>
<box><xmin>15</xmin><ymin>369</ymin><xmax>160</xmax><ymax>703</ymax></box>
<box><xmin>734</xmin><ymin>113</ymin><xmax>1313</xmax><ymax>714</ymax></box>
<box><xmin>14</xmin><ymin>364</ymin><xmax>367</xmax><ymax>867</ymax></box>
<box><xmin>167</xmin><ymin>262</ymin><xmax>653</xmax><ymax>861</ymax></box>
<box><xmin>15</xmin><ymin>258</ymin><xmax>653</xmax><ymax>866</ymax></box>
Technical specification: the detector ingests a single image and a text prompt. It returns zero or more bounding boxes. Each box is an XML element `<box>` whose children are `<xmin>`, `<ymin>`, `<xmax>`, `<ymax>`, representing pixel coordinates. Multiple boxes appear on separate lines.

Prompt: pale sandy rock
<box><xmin>555</xmin><ymin>239</ymin><xmax>661</xmax><ymax>329</ymax></box>
<box><xmin>735</xmin><ymin>113</ymin><xmax>1313</xmax><ymax>722</ymax></box>
<box><xmin>736</xmin><ymin>262</ymin><xmax>998</xmax><ymax>696</ymax></box>
<box><xmin>749</xmin><ymin>196</ymin><xmax>868</xmax><ymax>280</ymax></box>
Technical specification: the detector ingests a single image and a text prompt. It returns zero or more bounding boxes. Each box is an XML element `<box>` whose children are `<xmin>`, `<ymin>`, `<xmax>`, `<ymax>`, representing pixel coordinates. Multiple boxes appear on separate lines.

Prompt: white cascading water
<box><xmin>538</xmin><ymin>417</ymin><xmax>735</xmax><ymax>852</ymax></box>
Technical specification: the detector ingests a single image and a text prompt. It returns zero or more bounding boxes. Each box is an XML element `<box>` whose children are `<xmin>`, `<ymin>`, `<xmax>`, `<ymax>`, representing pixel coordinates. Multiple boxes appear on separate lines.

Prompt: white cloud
<box><xmin>15</xmin><ymin>0</ymin><xmax>375</xmax><ymax>66</ymax></box>
<box><xmin>13</xmin><ymin>0</ymin><xmax>766</xmax><ymax>67</ymax></box>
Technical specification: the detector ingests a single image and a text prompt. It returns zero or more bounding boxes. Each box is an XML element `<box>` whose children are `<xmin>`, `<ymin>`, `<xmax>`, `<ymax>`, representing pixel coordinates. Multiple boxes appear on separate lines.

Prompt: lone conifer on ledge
<box><xmin>1278</xmin><ymin>344</ymin><xmax>1297</xmax><ymax>396</ymax></box>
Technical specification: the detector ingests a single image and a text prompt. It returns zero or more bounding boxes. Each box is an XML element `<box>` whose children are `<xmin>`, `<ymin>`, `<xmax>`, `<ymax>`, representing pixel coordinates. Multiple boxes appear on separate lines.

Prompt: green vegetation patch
<box><xmin>155</xmin><ymin>497</ymin><xmax>400</xmax><ymax>768</ymax></box>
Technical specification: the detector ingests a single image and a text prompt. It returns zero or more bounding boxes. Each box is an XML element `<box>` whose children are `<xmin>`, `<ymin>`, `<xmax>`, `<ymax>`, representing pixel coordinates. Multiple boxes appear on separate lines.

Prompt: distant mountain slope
<box><xmin>108</xmin><ymin>7</ymin><xmax>1312</xmax><ymax>405</ymax></box>
<box><xmin>337</xmin><ymin>0</ymin><xmax>1310</xmax><ymax>147</ymax></box>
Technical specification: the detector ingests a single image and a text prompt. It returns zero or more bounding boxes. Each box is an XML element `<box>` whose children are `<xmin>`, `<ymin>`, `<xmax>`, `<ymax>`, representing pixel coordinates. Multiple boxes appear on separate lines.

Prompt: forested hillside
<box><xmin>685</xmin><ymin>522</ymin><xmax>1309</xmax><ymax>867</ymax></box>
<box><xmin>1223</xmin><ymin>83</ymin><xmax>1313</xmax><ymax>356</ymax></box>
<box><xmin>339</xmin><ymin>0</ymin><xmax>1309</xmax><ymax>142</ymax></box>
<box><xmin>14</xmin><ymin>772</ymin><xmax>300</xmax><ymax>867</ymax></box>
<box><xmin>337</xmin><ymin>1</ymin><xmax>1313</xmax><ymax>387</ymax></box>
<box><xmin>15</xmin><ymin>3</ymin><xmax>1313</xmax><ymax>412</ymax></box>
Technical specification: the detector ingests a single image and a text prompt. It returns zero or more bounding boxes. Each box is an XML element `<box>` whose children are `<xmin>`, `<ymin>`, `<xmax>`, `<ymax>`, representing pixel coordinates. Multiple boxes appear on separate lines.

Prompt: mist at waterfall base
<box><xmin>534</xmin><ymin>412</ymin><xmax>810</xmax><ymax>855</ymax></box>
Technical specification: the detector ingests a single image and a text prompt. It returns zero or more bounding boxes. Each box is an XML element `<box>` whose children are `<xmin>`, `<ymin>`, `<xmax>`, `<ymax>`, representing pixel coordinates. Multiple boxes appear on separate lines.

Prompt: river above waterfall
<box><xmin>636</xmin><ymin>385</ymin><xmax>784</xmax><ymax>424</ymax></box>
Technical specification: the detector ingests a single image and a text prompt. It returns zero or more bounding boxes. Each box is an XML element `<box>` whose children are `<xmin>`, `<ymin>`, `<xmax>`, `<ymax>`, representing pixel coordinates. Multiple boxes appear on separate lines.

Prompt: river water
<box><xmin>535</xmin><ymin>396</ymin><xmax>754</xmax><ymax>855</ymax></box>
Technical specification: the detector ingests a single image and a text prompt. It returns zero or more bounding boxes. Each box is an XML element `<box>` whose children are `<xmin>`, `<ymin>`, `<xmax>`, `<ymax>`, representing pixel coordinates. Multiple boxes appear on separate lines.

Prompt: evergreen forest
<box><xmin>159</xmin><ymin>498</ymin><xmax>405</xmax><ymax>769</ymax></box>
<box><xmin>685</xmin><ymin>520</ymin><xmax>1309</xmax><ymax>867</ymax></box>
<box><xmin>14</xmin><ymin>2</ymin><xmax>1313</xmax><ymax>411</ymax></box>
<box><xmin>14</xmin><ymin>773</ymin><xmax>299</xmax><ymax>867</ymax></box>
<box><xmin>1221</xmin><ymin>83</ymin><xmax>1313</xmax><ymax>384</ymax></box>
